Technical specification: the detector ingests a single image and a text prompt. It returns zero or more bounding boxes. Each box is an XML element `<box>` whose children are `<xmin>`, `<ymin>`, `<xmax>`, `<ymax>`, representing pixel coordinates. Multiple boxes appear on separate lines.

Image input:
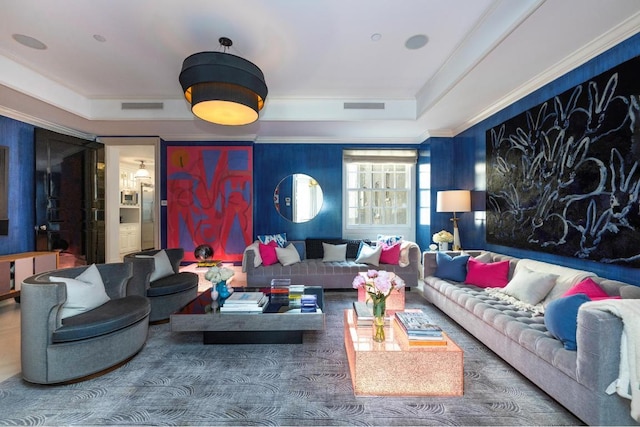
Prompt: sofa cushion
<box><xmin>503</xmin><ymin>267</ymin><xmax>557</xmax><ymax>305</ymax></box>
<box><xmin>259</xmin><ymin>241</ymin><xmax>279</xmax><ymax>266</ymax></box>
<box><xmin>322</xmin><ymin>242</ymin><xmax>347</xmax><ymax>262</ymax></box>
<box><xmin>434</xmin><ymin>252</ymin><xmax>470</xmax><ymax>282</ymax></box>
<box><xmin>379</xmin><ymin>243</ymin><xmax>401</xmax><ymax>265</ymax></box>
<box><xmin>355</xmin><ymin>242</ymin><xmax>382</xmax><ymax>266</ymax></box>
<box><xmin>276</xmin><ymin>243</ymin><xmax>301</xmax><ymax>266</ymax></box>
<box><xmin>563</xmin><ymin>277</ymin><xmax>610</xmax><ymax>299</ymax></box>
<box><xmin>465</xmin><ymin>257</ymin><xmax>510</xmax><ymax>288</ymax></box>
<box><xmin>305</xmin><ymin>238</ymin><xmax>366</xmax><ymax>260</ymax></box>
<box><xmin>148</xmin><ymin>272</ymin><xmax>198</xmax><ymax>297</ymax></box>
<box><xmin>544</xmin><ymin>294</ymin><xmax>592</xmax><ymax>351</ymax></box>
<box><xmin>258</xmin><ymin>233</ymin><xmax>287</xmax><ymax>248</ymax></box>
<box><xmin>50</xmin><ymin>264</ymin><xmax>111</xmax><ymax>319</ymax></box>
<box><xmin>53</xmin><ymin>295</ymin><xmax>150</xmax><ymax>343</ymax></box>
<box><xmin>621</xmin><ymin>286</ymin><xmax>640</xmax><ymax>299</ymax></box>
<box><xmin>377</xmin><ymin>234</ymin><xmax>403</xmax><ymax>246</ymax></box>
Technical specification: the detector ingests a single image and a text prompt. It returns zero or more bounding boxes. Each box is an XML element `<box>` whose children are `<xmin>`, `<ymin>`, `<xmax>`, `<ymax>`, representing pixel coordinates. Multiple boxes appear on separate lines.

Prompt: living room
<box><xmin>1</xmin><ymin>1</ymin><xmax>640</xmax><ymax>425</ymax></box>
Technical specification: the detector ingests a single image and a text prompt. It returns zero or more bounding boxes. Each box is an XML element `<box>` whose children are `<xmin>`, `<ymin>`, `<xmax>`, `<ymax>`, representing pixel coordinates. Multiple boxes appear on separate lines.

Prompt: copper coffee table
<box><xmin>343</xmin><ymin>309</ymin><xmax>463</xmax><ymax>396</ymax></box>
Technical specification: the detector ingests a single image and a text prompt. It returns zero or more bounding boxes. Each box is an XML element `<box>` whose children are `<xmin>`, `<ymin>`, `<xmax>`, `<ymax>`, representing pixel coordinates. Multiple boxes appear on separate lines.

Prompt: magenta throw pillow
<box><xmin>464</xmin><ymin>257</ymin><xmax>510</xmax><ymax>288</ymax></box>
<box><xmin>379</xmin><ymin>243</ymin><xmax>400</xmax><ymax>265</ymax></box>
<box><xmin>259</xmin><ymin>241</ymin><xmax>279</xmax><ymax>266</ymax></box>
<box><xmin>563</xmin><ymin>277</ymin><xmax>610</xmax><ymax>299</ymax></box>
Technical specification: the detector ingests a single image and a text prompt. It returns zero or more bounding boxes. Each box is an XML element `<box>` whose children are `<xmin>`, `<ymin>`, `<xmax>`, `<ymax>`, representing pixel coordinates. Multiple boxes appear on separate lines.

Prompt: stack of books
<box><xmin>300</xmin><ymin>294</ymin><xmax>317</xmax><ymax>313</ymax></box>
<box><xmin>352</xmin><ymin>301</ymin><xmax>390</xmax><ymax>326</ymax></box>
<box><xmin>270</xmin><ymin>279</ymin><xmax>291</xmax><ymax>305</ymax></box>
<box><xmin>220</xmin><ymin>291</ymin><xmax>268</xmax><ymax>313</ymax></box>
<box><xmin>288</xmin><ymin>285</ymin><xmax>305</xmax><ymax>308</ymax></box>
<box><xmin>394</xmin><ymin>311</ymin><xmax>446</xmax><ymax>346</ymax></box>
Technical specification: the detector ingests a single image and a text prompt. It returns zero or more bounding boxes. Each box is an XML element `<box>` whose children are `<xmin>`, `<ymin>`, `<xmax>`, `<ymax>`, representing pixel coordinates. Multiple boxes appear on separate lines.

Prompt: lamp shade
<box><xmin>436</xmin><ymin>190</ymin><xmax>471</xmax><ymax>213</ymax></box>
<box><xmin>134</xmin><ymin>161</ymin><xmax>150</xmax><ymax>179</ymax></box>
<box><xmin>179</xmin><ymin>50</ymin><xmax>268</xmax><ymax>126</ymax></box>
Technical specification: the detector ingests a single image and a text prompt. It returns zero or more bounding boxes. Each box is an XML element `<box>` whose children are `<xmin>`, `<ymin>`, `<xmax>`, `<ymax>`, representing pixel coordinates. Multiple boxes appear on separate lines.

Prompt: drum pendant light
<box><xmin>179</xmin><ymin>37</ymin><xmax>268</xmax><ymax>126</ymax></box>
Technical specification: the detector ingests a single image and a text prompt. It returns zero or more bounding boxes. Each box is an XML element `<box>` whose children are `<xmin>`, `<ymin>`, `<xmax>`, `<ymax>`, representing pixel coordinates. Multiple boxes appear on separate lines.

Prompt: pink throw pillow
<box><xmin>379</xmin><ymin>243</ymin><xmax>401</xmax><ymax>265</ymax></box>
<box><xmin>464</xmin><ymin>257</ymin><xmax>510</xmax><ymax>288</ymax></box>
<box><xmin>563</xmin><ymin>277</ymin><xmax>610</xmax><ymax>299</ymax></box>
<box><xmin>259</xmin><ymin>241</ymin><xmax>279</xmax><ymax>266</ymax></box>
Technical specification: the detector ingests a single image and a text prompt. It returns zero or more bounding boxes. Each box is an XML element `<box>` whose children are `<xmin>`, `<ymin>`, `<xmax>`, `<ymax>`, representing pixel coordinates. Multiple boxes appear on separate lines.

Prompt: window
<box><xmin>342</xmin><ymin>149</ymin><xmax>417</xmax><ymax>240</ymax></box>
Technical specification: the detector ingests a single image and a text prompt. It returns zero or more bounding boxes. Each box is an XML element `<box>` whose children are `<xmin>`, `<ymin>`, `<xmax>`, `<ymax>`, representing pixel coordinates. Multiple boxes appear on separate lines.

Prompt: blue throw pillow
<box><xmin>434</xmin><ymin>252</ymin><xmax>470</xmax><ymax>282</ymax></box>
<box><xmin>544</xmin><ymin>294</ymin><xmax>592</xmax><ymax>351</ymax></box>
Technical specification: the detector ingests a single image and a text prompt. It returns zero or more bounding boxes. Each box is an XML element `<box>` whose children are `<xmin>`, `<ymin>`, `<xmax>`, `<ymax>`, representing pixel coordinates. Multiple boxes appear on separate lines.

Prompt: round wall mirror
<box><xmin>274</xmin><ymin>174</ymin><xmax>323</xmax><ymax>223</ymax></box>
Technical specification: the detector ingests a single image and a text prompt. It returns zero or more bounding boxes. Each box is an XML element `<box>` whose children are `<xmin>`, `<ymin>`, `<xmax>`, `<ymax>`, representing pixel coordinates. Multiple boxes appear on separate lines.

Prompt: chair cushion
<box><xmin>49</xmin><ymin>264</ymin><xmax>111</xmax><ymax>319</ymax></box>
<box><xmin>148</xmin><ymin>272</ymin><xmax>198</xmax><ymax>297</ymax></box>
<box><xmin>52</xmin><ymin>295</ymin><xmax>150</xmax><ymax>343</ymax></box>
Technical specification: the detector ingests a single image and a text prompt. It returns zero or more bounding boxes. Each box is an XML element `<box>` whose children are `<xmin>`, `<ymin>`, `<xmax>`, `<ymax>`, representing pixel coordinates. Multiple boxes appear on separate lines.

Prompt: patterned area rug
<box><xmin>0</xmin><ymin>289</ymin><xmax>582</xmax><ymax>426</ymax></box>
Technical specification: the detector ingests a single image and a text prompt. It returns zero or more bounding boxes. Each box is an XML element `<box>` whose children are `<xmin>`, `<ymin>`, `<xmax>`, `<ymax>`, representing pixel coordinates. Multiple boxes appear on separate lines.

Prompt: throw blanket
<box><xmin>583</xmin><ymin>299</ymin><xmax>640</xmax><ymax>422</ymax></box>
<box><xmin>399</xmin><ymin>241</ymin><xmax>419</xmax><ymax>267</ymax></box>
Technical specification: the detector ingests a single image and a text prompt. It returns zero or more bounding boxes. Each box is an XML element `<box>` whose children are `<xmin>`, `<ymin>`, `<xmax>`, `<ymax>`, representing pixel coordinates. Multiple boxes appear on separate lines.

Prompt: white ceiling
<box><xmin>1</xmin><ymin>0</ymin><xmax>639</xmax><ymax>144</ymax></box>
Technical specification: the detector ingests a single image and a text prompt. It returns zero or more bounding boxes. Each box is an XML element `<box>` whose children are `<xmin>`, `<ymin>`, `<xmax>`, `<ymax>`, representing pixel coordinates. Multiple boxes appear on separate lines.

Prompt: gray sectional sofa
<box><xmin>422</xmin><ymin>250</ymin><xmax>639</xmax><ymax>426</ymax></box>
<box><xmin>243</xmin><ymin>238</ymin><xmax>421</xmax><ymax>289</ymax></box>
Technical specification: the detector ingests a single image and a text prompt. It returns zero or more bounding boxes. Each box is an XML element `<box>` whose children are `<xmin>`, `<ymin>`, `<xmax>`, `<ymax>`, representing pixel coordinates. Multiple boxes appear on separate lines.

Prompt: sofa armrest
<box><xmin>576</xmin><ymin>307</ymin><xmax>624</xmax><ymax>391</ymax></box>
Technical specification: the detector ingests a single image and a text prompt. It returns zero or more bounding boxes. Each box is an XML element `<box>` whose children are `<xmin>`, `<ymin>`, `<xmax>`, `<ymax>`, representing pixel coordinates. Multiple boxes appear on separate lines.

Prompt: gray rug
<box><xmin>0</xmin><ymin>290</ymin><xmax>582</xmax><ymax>426</ymax></box>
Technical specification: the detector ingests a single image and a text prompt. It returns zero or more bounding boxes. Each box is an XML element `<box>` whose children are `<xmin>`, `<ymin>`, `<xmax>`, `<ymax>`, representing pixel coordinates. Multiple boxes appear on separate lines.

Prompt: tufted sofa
<box><xmin>422</xmin><ymin>250</ymin><xmax>640</xmax><ymax>426</ymax></box>
<box><xmin>21</xmin><ymin>263</ymin><xmax>150</xmax><ymax>384</ymax></box>
<box><xmin>243</xmin><ymin>238</ymin><xmax>421</xmax><ymax>289</ymax></box>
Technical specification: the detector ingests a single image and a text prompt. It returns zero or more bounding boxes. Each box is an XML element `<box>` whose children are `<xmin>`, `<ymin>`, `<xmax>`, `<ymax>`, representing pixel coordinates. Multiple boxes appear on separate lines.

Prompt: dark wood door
<box><xmin>34</xmin><ymin>129</ymin><xmax>105</xmax><ymax>266</ymax></box>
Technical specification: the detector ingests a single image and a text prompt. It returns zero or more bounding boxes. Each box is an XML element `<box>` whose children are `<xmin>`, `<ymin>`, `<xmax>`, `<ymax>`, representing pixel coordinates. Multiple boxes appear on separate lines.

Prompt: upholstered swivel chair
<box><xmin>124</xmin><ymin>248</ymin><xmax>198</xmax><ymax>322</ymax></box>
<box><xmin>21</xmin><ymin>262</ymin><xmax>150</xmax><ymax>384</ymax></box>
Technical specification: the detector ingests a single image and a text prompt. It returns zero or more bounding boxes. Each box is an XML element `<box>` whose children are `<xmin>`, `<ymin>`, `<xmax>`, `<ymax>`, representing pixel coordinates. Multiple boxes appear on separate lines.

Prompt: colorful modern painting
<box><xmin>167</xmin><ymin>146</ymin><xmax>253</xmax><ymax>263</ymax></box>
<box><xmin>486</xmin><ymin>55</ymin><xmax>640</xmax><ymax>266</ymax></box>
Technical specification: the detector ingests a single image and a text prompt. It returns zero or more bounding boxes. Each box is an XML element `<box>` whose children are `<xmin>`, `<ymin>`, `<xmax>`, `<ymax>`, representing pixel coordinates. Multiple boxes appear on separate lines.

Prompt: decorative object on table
<box><xmin>436</xmin><ymin>190</ymin><xmax>471</xmax><ymax>251</ymax></box>
<box><xmin>194</xmin><ymin>244</ymin><xmax>216</xmax><ymax>267</ymax></box>
<box><xmin>429</xmin><ymin>243</ymin><xmax>438</xmax><ymax>251</ymax></box>
<box><xmin>433</xmin><ymin>230</ymin><xmax>454</xmax><ymax>252</ymax></box>
<box><xmin>300</xmin><ymin>294</ymin><xmax>318</xmax><ymax>313</ymax></box>
<box><xmin>352</xmin><ymin>270</ymin><xmax>405</xmax><ymax>342</ymax></box>
<box><xmin>205</xmin><ymin>265</ymin><xmax>235</xmax><ymax>306</ymax></box>
<box><xmin>270</xmin><ymin>278</ymin><xmax>291</xmax><ymax>305</ymax></box>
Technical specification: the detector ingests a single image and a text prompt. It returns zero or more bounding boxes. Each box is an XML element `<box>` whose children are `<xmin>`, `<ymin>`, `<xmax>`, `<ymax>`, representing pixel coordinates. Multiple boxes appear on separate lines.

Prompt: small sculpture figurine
<box><xmin>194</xmin><ymin>244</ymin><xmax>214</xmax><ymax>267</ymax></box>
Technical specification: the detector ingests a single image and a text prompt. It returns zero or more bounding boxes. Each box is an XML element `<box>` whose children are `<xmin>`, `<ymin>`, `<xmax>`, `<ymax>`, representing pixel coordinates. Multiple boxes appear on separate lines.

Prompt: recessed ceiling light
<box><xmin>371</xmin><ymin>33</ymin><xmax>382</xmax><ymax>42</ymax></box>
<box><xmin>93</xmin><ymin>34</ymin><xmax>106</xmax><ymax>42</ymax></box>
<box><xmin>12</xmin><ymin>34</ymin><xmax>47</xmax><ymax>50</ymax></box>
<box><xmin>405</xmin><ymin>34</ymin><xmax>428</xmax><ymax>50</ymax></box>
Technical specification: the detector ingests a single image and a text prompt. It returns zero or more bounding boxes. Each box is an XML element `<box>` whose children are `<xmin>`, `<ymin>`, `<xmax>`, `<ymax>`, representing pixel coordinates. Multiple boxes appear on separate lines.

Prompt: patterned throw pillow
<box><xmin>377</xmin><ymin>234</ymin><xmax>404</xmax><ymax>247</ymax></box>
<box><xmin>257</xmin><ymin>233</ymin><xmax>287</xmax><ymax>248</ymax></box>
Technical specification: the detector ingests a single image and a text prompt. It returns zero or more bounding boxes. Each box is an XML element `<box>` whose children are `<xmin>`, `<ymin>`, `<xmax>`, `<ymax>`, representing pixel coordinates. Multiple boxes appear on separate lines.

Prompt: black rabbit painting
<box><xmin>487</xmin><ymin>55</ymin><xmax>640</xmax><ymax>266</ymax></box>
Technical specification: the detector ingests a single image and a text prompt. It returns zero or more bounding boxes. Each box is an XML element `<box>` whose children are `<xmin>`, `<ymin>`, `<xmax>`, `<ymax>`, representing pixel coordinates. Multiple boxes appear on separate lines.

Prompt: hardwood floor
<box><xmin>0</xmin><ymin>299</ymin><xmax>20</xmax><ymax>382</ymax></box>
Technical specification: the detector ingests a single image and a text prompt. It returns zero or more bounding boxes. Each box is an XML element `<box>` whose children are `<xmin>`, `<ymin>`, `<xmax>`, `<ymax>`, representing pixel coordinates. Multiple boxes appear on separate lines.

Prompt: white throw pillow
<box><xmin>503</xmin><ymin>267</ymin><xmax>558</xmax><ymax>305</ymax></box>
<box><xmin>50</xmin><ymin>264</ymin><xmax>111</xmax><ymax>319</ymax></box>
<box><xmin>137</xmin><ymin>249</ymin><xmax>174</xmax><ymax>282</ymax></box>
<box><xmin>322</xmin><ymin>242</ymin><xmax>347</xmax><ymax>262</ymax></box>
<box><xmin>276</xmin><ymin>243</ymin><xmax>301</xmax><ymax>266</ymax></box>
<box><xmin>244</xmin><ymin>241</ymin><xmax>263</xmax><ymax>267</ymax></box>
<box><xmin>355</xmin><ymin>243</ymin><xmax>382</xmax><ymax>266</ymax></box>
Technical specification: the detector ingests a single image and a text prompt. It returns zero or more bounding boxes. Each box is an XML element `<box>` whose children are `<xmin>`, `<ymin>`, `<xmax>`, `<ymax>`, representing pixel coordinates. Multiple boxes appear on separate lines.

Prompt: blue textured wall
<box><xmin>0</xmin><ymin>116</ymin><xmax>35</xmax><ymax>255</ymax></box>
<box><xmin>454</xmin><ymin>32</ymin><xmax>640</xmax><ymax>285</ymax></box>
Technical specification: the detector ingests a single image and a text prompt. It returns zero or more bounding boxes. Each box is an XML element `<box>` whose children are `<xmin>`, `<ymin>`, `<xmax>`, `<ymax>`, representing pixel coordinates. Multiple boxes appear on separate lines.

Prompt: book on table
<box><xmin>392</xmin><ymin>320</ymin><xmax>447</xmax><ymax>346</ymax></box>
<box><xmin>352</xmin><ymin>301</ymin><xmax>390</xmax><ymax>326</ymax></box>
<box><xmin>394</xmin><ymin>311</ymin><xmax>443</xmax><ymax>338</ymax></box>
<box><xmin>224</xmin><ymin>292</ymin><xmax>266</xmax><ymax>304</ymax></box>
<box><xmin>220</xmin><ymin>291</ymin><xmax>268</xmax><ymax>313</ymax></box>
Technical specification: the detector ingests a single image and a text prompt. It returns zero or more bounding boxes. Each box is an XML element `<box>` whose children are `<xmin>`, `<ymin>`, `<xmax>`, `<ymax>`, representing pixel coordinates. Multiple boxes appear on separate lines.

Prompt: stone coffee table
<box><xmin>171</xmin><ymin>286</ymin><xmax>325</xmax><ymax>344</ymax></box>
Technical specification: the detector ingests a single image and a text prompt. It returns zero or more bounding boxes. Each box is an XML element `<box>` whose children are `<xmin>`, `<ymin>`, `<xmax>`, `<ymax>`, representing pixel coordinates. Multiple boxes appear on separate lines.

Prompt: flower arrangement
<box><xmin>352</xmin><ymin>270</ymin><xmax>405</xmax><ymax>342</ymax></box>
<box><xmin>432</xmin><ymin>230</ymin><xmax>454</xmax><ymax>243</ymax></box>
<box><xmin>205</xmin><ymin>265</ymin><xmax>234</xmax><ymax>283</ymax></box>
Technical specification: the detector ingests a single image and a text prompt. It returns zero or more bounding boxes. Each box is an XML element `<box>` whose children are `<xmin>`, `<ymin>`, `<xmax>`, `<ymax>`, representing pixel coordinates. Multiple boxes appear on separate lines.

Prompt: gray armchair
<box><xmin>21</xmin><ymin>263</ymin><xmax>150</xmax><ymax>384</ymax></box>
<box><xmin>124</xmin><ymin>248</ymin><xmax>198</xmax><ymax>322</ymax></box>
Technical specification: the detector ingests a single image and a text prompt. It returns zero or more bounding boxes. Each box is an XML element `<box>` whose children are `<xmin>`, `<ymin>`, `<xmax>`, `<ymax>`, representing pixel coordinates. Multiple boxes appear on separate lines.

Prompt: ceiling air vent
<box><xmin>343</xmin><ymin>102</ymin><xmax>385</xmax><ymax>110</ymax></box>
<box><xmin>121</xmin><ymin>102</ymin><xmax>164</xmax><ymax>110</ymax></box>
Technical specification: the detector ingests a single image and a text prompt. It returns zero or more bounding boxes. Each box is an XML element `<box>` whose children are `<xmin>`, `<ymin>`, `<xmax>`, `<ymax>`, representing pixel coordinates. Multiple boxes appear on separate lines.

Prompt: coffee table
<box><xmin>170</xmin><ymin>286</ymin><xmax>325</xmax><ymax>344</ymax></box>
<box><xmin>343</xmin><ymin>309</ymin><xmax>463</xmax><ymax>396</ymax></box>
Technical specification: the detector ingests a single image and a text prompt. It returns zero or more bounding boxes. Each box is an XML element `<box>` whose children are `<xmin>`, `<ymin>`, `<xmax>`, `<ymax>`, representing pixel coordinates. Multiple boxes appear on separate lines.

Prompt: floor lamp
<box><xmin>437</xmin><ymin>190</ymin><xmax>471</xmax><ymax>251</ymax></box>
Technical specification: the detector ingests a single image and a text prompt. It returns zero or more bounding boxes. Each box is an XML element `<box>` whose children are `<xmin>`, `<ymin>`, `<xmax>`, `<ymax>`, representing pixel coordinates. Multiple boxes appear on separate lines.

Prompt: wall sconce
<box><xmin>437</xmin><ymin>190</ymin><xmax>471</xmax><ymax>250</ymax></box>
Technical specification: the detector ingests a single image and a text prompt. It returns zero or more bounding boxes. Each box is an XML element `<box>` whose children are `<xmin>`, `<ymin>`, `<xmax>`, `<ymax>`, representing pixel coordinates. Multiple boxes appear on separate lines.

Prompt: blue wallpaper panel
<box><xmin>455</xmin><ymin>31</ymin><xmax>640</xmax><ymax>285</ymax></box>
<box><xmin>0</xmin><ymin>116</ymin><xmax>35</xmax><ymax>255</ymax></box>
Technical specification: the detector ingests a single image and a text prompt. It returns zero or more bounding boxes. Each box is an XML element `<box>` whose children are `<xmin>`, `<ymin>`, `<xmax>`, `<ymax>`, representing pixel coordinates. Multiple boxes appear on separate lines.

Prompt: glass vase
<box><xmin>372</xmin><ymin>296</ymin><xmax>386</xmax><ymax>343</ymax></box>
<box><xmin>438</xmin><ymin>242</ymin><xmax>449</xmax><ymax>251</ymax></box>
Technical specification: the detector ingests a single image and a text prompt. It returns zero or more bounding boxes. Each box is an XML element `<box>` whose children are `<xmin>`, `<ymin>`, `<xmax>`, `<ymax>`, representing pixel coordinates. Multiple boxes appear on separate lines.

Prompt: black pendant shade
<box><xmin>179</xmin><ymin>47</ymin><xmax>268</xmax><ymax>126</ymax></box>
